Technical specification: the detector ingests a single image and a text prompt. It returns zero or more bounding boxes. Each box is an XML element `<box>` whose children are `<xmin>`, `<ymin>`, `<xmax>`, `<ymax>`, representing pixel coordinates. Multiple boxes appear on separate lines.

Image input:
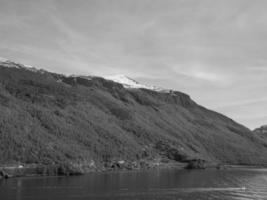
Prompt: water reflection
<box><xmin>0</xmin><ymin>168</ymin><xmax>267</xmax><ymax>200</ymax></box>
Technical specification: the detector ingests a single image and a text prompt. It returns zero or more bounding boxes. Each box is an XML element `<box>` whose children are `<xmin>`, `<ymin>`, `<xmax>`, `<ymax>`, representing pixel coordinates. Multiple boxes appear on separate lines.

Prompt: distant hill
<box><xmin>253</xmin><ymin>125</ymin><xmax>267</xmax><ymax>139</ymax></box>
<box><xmin>1</xmin><ymin>59</ymin><xmax>267</xmax><ymax>172</ymax></box>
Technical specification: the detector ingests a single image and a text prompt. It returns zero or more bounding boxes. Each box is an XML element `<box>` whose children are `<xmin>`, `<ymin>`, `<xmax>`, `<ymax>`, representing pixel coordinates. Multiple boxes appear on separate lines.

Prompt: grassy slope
<box><xmin>1</xmin><ymin>64</ymin><xmax>267</xmax><ymax>169</ymax></box>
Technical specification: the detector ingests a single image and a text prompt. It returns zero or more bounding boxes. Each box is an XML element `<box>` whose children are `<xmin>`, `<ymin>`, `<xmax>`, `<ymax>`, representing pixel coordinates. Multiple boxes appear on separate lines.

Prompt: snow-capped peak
<box><xmin>103</xmin><ymin>74</ymin><xmax>165</xmax><ymax>91</ymax></box>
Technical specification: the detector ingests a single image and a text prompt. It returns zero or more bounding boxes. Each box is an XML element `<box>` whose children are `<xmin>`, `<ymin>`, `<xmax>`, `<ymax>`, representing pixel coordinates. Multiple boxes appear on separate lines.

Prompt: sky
<box><xmin>0</xmin><ymin>0</ymin><xmax>267</xmax><ymax>129</ymax></box>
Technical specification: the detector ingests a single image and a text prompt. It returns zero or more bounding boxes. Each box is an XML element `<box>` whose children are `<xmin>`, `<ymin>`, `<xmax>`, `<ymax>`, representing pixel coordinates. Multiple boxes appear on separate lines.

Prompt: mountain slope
<box><xmin>1</xmin><ymin>60</ymin><xmax>267</xmax><ymax>171</ymax></box>
<box><xmin>254</xmin><ymin>125</ymin><xmax>267</xmax><ymax>140</ymax></box>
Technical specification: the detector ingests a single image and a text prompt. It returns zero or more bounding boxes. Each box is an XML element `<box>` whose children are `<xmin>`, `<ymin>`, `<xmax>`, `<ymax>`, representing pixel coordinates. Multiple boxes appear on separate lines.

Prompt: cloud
<box><xmin>214</xmin><ymin>97</ymin><xmax>267</xmax><ymax>109</ymax></box>
<box><xmin>188</xmin><ymin>71</ymin><xmax>223</xmax><ymax>82</ymax></box>
<box><xmin>0</xmin><ymin>0</ymin><xmax>267</xmax><ymax>128</ymax></box>
<box><xmin>247</xmin><ymin>66</ymin><xmax>267</xmax><ymax>72</ymax></box>
<box><xmin>170</xmin><ymin>63</ymin><xmax>231</xmax><ymax>84</ymax></box>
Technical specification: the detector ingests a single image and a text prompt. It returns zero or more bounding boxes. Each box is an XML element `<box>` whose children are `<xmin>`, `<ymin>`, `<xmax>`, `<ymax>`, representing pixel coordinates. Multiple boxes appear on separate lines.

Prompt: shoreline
<box><xmin>1</xmin><ymin>161</ymin><xmax>267</xmax><ymax>180</ymax></box>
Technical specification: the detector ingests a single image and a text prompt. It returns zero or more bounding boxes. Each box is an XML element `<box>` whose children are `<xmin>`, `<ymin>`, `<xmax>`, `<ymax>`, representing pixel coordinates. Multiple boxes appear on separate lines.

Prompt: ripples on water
<box><xmin>1</xmin><ymin>168</ymin><xmax>267</xmax><ymax>200</ymax></box>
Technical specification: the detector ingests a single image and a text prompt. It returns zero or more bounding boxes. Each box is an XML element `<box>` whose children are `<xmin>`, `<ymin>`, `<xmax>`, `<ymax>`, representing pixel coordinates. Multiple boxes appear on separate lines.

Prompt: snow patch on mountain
<box><xmin>103</xmin><ymin>74</ymin><xmax>167</xmax><ymax>92</ymax></box>
<box><xmin>0</xmin><ymin>57</ymin><xmax>170</xmax><ymax>92</ymax></box>
<box><xmin>0</xmin><ymin>57</ymin><xmax>9</xmax><ymax>62</ymax></box>
<box><xmin>103</xmin><ymin>74</ymin><xmax>146</xmax><ymax>88</ymax></box>
<box><xmin>0</xmin><ymin>58</ymin><xmax>46</xmax><ymax>74</ymax></box>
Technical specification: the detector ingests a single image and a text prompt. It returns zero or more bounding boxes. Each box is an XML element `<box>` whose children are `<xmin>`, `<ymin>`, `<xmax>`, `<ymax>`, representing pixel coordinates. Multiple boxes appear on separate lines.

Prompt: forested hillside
<box><xmin>1</xmin><ymin>60</ymin><xmax>267</xmax><ymax>172</ymax></box>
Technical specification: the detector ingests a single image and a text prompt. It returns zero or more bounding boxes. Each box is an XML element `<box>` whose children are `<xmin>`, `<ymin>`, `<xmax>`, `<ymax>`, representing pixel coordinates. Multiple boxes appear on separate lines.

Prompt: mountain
<box><xmin>253</xmin><ymin>125</ymin><xmax>267</xmax><ymax>139</ymax></box>
<box><xmin>1</xmin><ymin>59</ymin><xmax>267</xmax><ymax>173</ymax></box>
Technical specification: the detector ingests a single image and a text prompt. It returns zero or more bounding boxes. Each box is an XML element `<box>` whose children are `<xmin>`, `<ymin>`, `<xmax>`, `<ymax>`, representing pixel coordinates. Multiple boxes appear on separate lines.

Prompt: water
<box><xmin>1</xmin><ymin>168</ymin><xmax>267</xmax><ymax>200</ymax></box>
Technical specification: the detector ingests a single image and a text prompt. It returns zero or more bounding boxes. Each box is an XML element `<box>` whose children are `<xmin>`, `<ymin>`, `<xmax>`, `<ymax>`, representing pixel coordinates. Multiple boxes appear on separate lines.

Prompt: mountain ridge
<box><xmin>254</xmin><ymin>125</ymin><xmax>267</xmax><ymax>140</ymax></box>
<box><xmin>1</xmin><ymin>59</ymin><xmax>267</xmax><ymax>173</ymax></box>
<box><xmin>0</xmin><ymin>58</ymin><xmax>164</xmax><ymax>92</ymax></box>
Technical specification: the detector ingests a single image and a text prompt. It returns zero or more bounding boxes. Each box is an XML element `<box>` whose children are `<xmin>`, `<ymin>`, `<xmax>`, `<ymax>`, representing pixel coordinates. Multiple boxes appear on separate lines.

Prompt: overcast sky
<box><xmin>0</xmin><ymin>0</ymin><xmax>267</xmax><ymax>129</ymax></box>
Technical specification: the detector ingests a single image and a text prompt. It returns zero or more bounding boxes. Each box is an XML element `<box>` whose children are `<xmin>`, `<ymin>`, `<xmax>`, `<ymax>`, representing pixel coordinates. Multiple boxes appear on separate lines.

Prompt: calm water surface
<box><xmin>1</xmin><ymin>168</ymin><xmax>267</xmax><ymax>200</ymax></box>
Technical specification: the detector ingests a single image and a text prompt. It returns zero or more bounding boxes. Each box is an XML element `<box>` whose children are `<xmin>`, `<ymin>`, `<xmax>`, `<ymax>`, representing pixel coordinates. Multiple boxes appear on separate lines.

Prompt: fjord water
<box><xmin>1</xmin><ymin>168</ymin><xmax>267</xmax><ymax>200</ymax></box>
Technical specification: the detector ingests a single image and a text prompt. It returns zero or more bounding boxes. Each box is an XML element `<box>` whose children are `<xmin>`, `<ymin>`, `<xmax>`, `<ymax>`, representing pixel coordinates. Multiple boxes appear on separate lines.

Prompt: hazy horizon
<box><xmin>0</xmin><ymin>0</ymin><xmax>267</xmax><ymax>129</ymax></box>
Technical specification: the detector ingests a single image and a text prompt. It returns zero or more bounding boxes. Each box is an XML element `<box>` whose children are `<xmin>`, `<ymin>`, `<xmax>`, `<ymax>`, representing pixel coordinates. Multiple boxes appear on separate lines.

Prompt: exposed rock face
<box><xmin>0</xmin><ymin>170</ymin><xmax>11</xmax><ymax>179</ymax></box>
<box><xmin>253</xmin><ymin>125</ymin><xmax>267</xmax><ymax>140</ymax></box>
<box><xmin>254</xmin><ymin>125</ymin><xmax>267</xmax><ymax>134</ymax></box>
<box><xmin>1</xmin><ymin>60</ymin><xmax>267</xmax><ymax>171</ymax></box>
<box><xmin>185</xmin><ymin>159</ymin><xmax>207</xmax><ymax>169</ymax></box>
<box><xmin>155</xmin><ymin>141</ymin><xmax>188</xmax><ymax>162</ymax></box>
